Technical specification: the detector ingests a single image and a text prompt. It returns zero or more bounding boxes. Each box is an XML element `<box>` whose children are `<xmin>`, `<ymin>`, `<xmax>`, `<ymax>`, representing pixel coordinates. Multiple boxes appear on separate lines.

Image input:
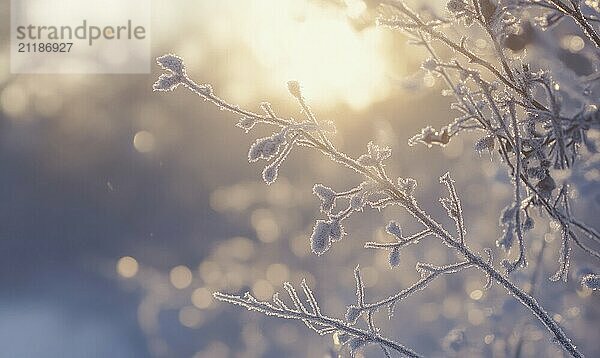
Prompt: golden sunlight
<box><xmin>196</xmin><ymin>0</ymin><xmax>393</xmax><ymax>110</ymax></box>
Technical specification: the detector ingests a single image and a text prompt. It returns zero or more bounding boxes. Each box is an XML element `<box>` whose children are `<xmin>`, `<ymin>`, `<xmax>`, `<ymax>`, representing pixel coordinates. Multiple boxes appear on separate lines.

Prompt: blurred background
<box><xmin>0</xmin><ymin>0</ymin><xmax>598</xmax><ymax>357</ymax></box>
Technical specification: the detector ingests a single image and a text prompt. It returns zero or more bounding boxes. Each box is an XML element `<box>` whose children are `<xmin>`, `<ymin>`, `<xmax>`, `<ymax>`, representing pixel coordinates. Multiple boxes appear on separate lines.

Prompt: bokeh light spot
<box><xmin>179</xmin><ymin>306</ymin><xmax>203</xmax><ymax>328</ymax></box>
<box><xmin>133</xmin><ymin>130</ymin><xmax>155</xmax><ymax>153</ymax></box>
<box><xmin>116</xmin><ymin>256</ymin><xmax>139</xmax><ymax>278</ymax></box>
<box><xmin>192</xmin><ymin>287</ymin><xmax>213</xmax><ymax>309</ymax></box>
<box><xmin>170</xmin><ymin>265</ymin><xmax>193</xmax><ymax>289</ymax></box>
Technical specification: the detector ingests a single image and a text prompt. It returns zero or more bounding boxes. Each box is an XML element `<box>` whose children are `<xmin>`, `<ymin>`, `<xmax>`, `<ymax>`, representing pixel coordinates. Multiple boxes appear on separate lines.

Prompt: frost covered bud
<box><xmin>153</xmin><ymin>74</ymin><xmax>182</xmax><ymax>92</ymax></box>
<box><xmin>262</xmin><ymin>134</ymin><xmax>284</xmax><ymax>158</ymax></box>
<box><xmin>311</xmin><ymin>220</ymin><xmax>332</xmax><ymax>255</ymax></box>
<box><xmin>248</xmin><ymin>133</ymin><xmax>285</xmax><ymax>162</ymax></box>
<box><xmin>329</xmin><ymin>218</ymin><xmax>345</xmax><ymax>242</ymax></box>
<box><xmin>389</xmin><ymin>247</ymin><xmax>401</xmax><ymax>268</ymax></box>
<box><xmin>313</xmin><ymin>184</ymin><xmax>336</xmax><ymax>212</ymax></box>
<box><xmin>398</xmin><ymin>177</ymin><xmax>417</xmax><ymax>196</ymax></box>
<box><xmin>156</xmin><ymin>54</ymin><xmax>185</xmax><ymax>74</ymax></box>
<box><xmin>345</xmin><ymin>305</ymin><xmax>362</xmax><ymax>324</ymax></box>
<box><xmin>581</xmin><ymin>274</ymin><xmax>600</xmax><ymax>290</ymax></box>
<box><xmin>236</xmin><ymin>117</ymin><xmax>257</xmax><ymax>132</ymax></box>
<box><xmin>386</xmin><ymin>221</ymin><xmax>402</xmax><ymax>239</ymax></box>
<box><xmin>350</xmin><ymin>193</ymin><xmax>365</xmax><ymax>211</ymax></box>
<box><xmin>262</xmin><ymin>163</ymin><xmax>279</xmax><ymax>185</ymax></box>
<box><xmin>287</xmin><ymin>80</ymin><xmax>302</xmax><ymax>98</ymax></box>
<box><xmin>422</xmin><ymin>58</ymin><xmax>438</xmax><ymax>72</ymax></box>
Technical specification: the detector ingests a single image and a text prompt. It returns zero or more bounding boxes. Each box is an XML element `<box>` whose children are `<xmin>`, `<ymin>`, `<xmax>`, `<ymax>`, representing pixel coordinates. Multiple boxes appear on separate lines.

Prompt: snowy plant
<box><xmin>388</xmin><ymin>0</ymin><xmax>600</xmax><ymax>279</ymax></box>
<box><xmin>154</xmin><ymin>0</ymin><xmax>599</xmax><ymax>355</ymax></box>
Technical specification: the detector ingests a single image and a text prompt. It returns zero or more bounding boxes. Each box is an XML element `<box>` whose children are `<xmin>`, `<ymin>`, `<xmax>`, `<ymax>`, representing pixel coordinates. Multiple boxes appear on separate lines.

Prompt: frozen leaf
<box><xmin>310</xmin><ymin>220</ymin><xmax>332</xmax><ymax>255</ymax></box>
<box><xmin>236</xmin><ymin>117</ymin><xmax>257</xmax><ymax>132</ymax></box>
<box><xmin>313</xmin><ymin>184</ymin><xmax>336</xmax><ymax>212</ymax></box>
<box><xmin>386</xmin><ymin>221</ymin><xmax>403</xmax><ymax>239</ymax></box>
<box><xmin>329</xmin><ymin>219</ymin><xmax>346</xmax><ymax>242</ymax></box>
<box><xmin>398</xmin><ymin>177</ymin><xmax>417</xmax><ymax>195</ymax></box>
<box><xmin>345</xmin><ymin>305</ymin><xmax>362</xmax><ymax>324</ymax></box>
<box><xmin>262</xmin><ymin>163</ymin><xmax>279</xmax><ymax>185</ymax></box>
<box><xmin>248</xmin><ymin>133</ymin><xmax>285</xmax><ymax>162</ymax></box>
<box><xmin>350</xmin><ymin>193</ymin><xmax>366</xmax><ymax>211</ymax></box>
<box><xmin>389</xmin><ymin>247</ymin><xmax>401</xmax><ymax>268</ymax></box>
<box><xmin>156</xmin><ymin>54</ymin><xmax>185</xmax><ymax>74</ymax></box>
<box><xmin>153</xmin><ymin>74</ymin><xmax>182</xmax><ymax>92</ymax></box>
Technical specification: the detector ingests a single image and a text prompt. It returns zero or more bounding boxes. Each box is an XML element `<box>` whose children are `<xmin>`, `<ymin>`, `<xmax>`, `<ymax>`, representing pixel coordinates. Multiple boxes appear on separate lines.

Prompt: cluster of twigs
<box><xmin>154</xmin><ymin>0</ymin><xmax>600</xmax><ymax>356</ymax></box>
<box><xmin>382</xmin><ymin>0</ymin><xmax>600</xmax><ymax>278</ymax></box>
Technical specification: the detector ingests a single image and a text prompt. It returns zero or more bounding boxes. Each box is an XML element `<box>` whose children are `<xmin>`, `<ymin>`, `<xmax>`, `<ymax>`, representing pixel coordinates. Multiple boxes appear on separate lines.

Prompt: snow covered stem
<box><xmin>154</xmin><ymin>55</ymin><xmax>583</xmax><ymax>357</ymax></box>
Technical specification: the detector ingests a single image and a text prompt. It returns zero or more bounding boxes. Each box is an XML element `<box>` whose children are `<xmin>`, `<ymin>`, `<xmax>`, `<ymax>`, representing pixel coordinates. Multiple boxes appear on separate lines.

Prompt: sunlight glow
<box><xmin>344</xmin><ymin>0</ymin><xmax>368</xmax><ymax>18</ymax></box>
<box><xmin>199</xmin><ymin>0</ymin><xmax>392</xmax><ymax>110</ymax></box>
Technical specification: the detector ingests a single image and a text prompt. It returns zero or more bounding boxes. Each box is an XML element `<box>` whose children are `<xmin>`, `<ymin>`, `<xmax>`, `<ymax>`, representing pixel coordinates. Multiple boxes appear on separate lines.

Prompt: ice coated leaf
<box><xmin>398</xmin><ymin>177</ymin><xmax>417</xmax><ymax>195</ymax></box>
<box><xmin>261</xmin><ymin>137</ymin><xmax>282</xmax><ymax>158</ymax></box>
<box><xmin>350</xmin><ymin>193</ymin><xmax>365</xmax><ymax>211</ymax></box>
<box><xmin>248</xmin><ymin>137</ymin><xmax>269</xmax><ymax>162</ymax></box>
<box><xmin>386</xmin><ymin>221</ymin><xmax>402</xmax><ymax>239</ymax></box>
<box><xmin>153</xmin><ymin>74</ymin><xmax>182</xmax><ymax>92</ymax></box>
<box><xmin>156</xmin><ymin>54</ymin><xmax>185</xmax><ymax>74</ymax></box>
<box><xmin>311</xmin><ymin>220</ymin><xmax>332</xmax><ymax>255</ymax></box>
<box><xmin>389</xmin><ymin>247</ymin><xmax>401</xmax><ymax>268</ymax></box>
<box><xmin>345</xmin><ymin>305</ymin><xmax>362</xmax><ymax>324</ymax></box>
<box><xmin>313</xmin><ymin>184</ymin><xmax>336</xmax><ymax>212</ymax></box>
<box><xmin>329</xmin><ymin>219</ymin><xmax>345</xmax><ymax>242</ymax></box>
<box><xmin>262</xmin><ymin>163</ymin><xmax>279</xmax><ymax>185</ymax></box>
<box><xmin>248</xmin><ymin>134</ymin><xmax>285</xmax><ymax>162</ymax></box>
<box><xmin>236</xmin><ymin>116</ymin><xmax>256</xmax><ymax>132</ymax></box>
